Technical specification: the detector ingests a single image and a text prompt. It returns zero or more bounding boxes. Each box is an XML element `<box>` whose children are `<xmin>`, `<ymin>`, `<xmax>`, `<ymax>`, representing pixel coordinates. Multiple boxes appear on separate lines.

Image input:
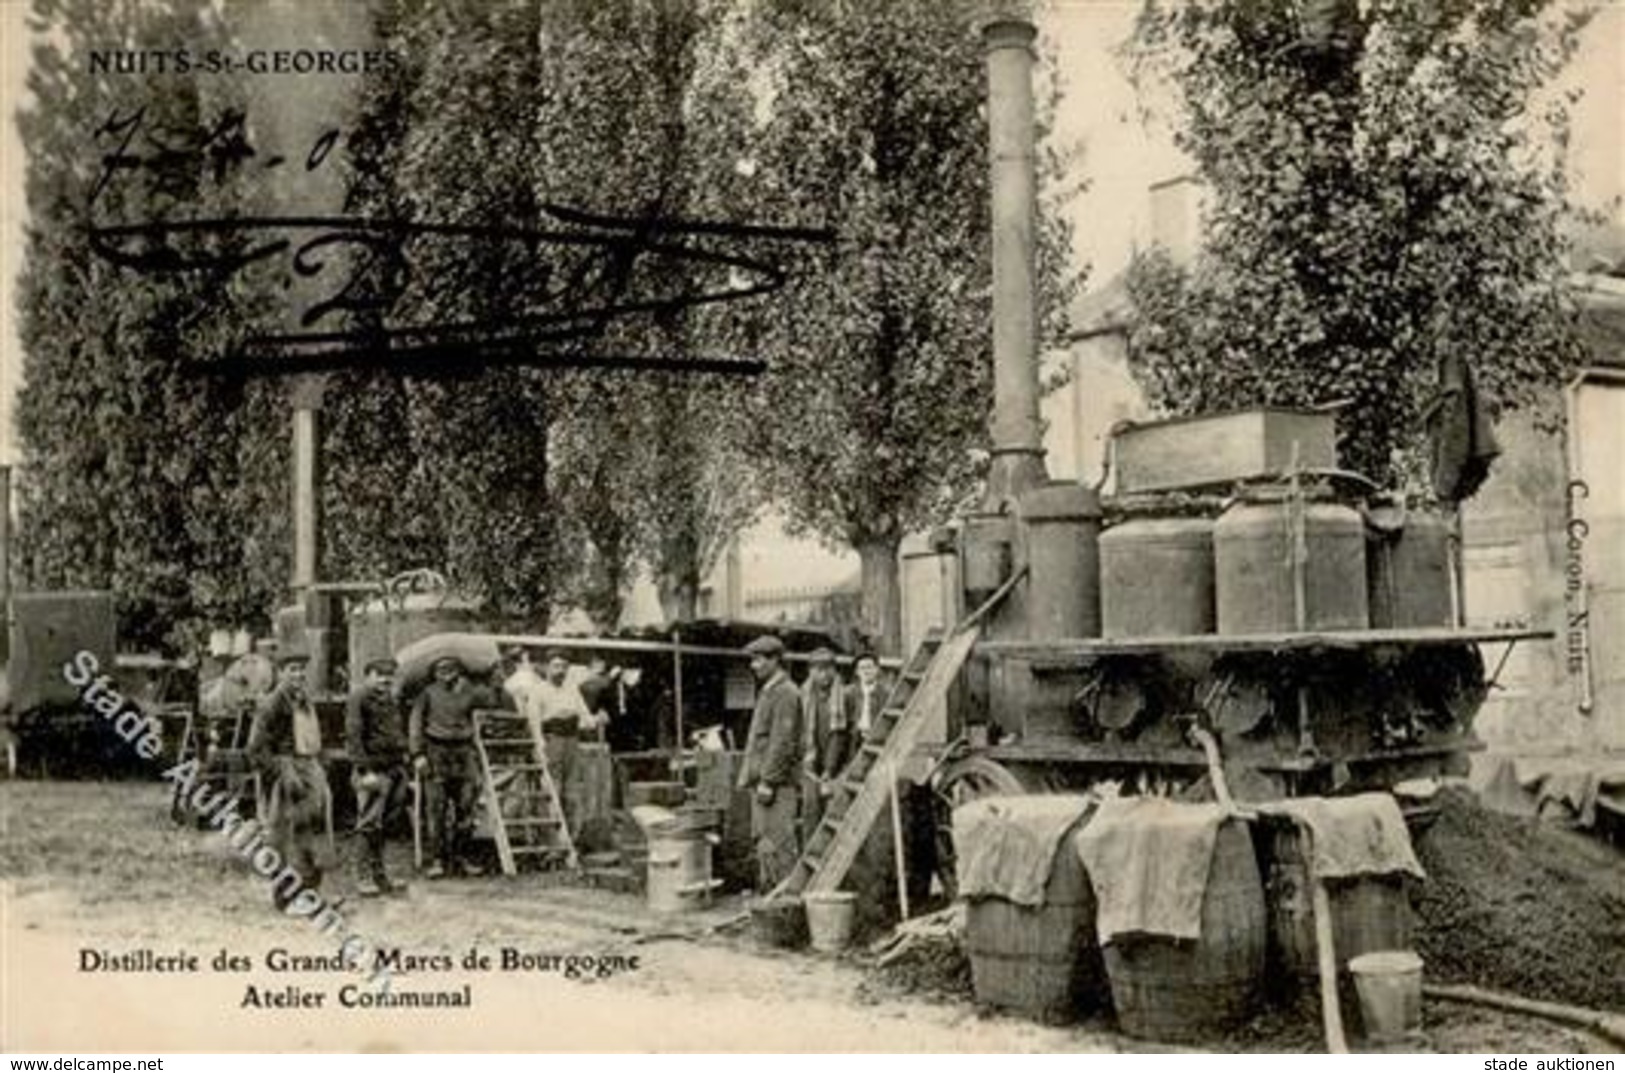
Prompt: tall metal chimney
<box><xmin>1</xmin><ymin>464</ymin><xmax>10</xmax><ymax>663</ymax></box>
<box><xmin>289</xmin><ymin>375</ymin><xmax>324</xmax><ymax>592</ymax></box>
<box><xmin>981</xmin><ymin>10</ymin><xmax>1048</xmax><ymax>507</ymax></box>
<box><xmin>289</xmin><ymin>374</ymin><xmax>332</xmax><ymax>689</ymax></box>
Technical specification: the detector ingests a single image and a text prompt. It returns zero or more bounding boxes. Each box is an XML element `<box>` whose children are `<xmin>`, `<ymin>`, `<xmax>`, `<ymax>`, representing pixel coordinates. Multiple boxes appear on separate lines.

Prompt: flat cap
<box><xmin>275</xmin><ymin>651</ymin><xmax>311</xmax><ymax>668</ymax></box>
<box><xmin>742</xmin><ymin>635</ymin><xmax>785</xmax><ymax>658</ymax></box>
<box><xmin>363</xmin><ymin>657</ymin><xmax>399</xmax><ymax>675</ymax></box>
<box><xmin>431</xmin><ymin>655</ymin><xmax>463</xmax><ymax>670</ymax></box>
<box><xmin>808</xmin><ymin>647</ymin><xmax>835</xmax><ymax>665</ymax></box>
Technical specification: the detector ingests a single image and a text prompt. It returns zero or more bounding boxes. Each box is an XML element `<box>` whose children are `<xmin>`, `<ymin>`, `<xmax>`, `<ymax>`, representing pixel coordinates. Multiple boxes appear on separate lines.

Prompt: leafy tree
<box><xmin>1124</xmin><ymin>0</ymin><xmax>1591</xmax><ymax>482</ymax></box>
<box><xmin>732</xmin><ymin>0</ymin><xmax>1081</xmax><ymax>653</ymax></box>
<box><xmin>531</xmin><ymin>0</ymin><xmax>766</xmax><ymax>625</ymax></box>
<box><xmin>332</xmin><ymin>0</ymin><xmax>768</xmax><ymax>628</ymax></box>
<box><xmin>15</xmin><ymin>0</ymin><xmax>287</xmax><ymax>649</ymax></box>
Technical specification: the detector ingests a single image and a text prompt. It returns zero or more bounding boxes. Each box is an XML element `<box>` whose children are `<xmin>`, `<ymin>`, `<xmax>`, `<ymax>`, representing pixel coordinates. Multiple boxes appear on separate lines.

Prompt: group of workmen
<box><xmin>244</xmin><ymin>646</ymin><xmax>615</xmax><ymax>908</ymax></box>
<box><xmin>737</xmin><ymin>636</ymin><xmax>887</xmax><ymax>893</ymax></box>
<box><xmin>241</xmin><ymin>634</ymin><xmax>881</xmax><ymax>911</ymax></box>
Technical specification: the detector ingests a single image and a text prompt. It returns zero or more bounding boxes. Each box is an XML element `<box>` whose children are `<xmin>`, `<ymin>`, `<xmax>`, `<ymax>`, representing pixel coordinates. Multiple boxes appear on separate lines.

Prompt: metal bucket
<box><xmin>803</xmin><ymin>891</ymin><xmax>857</xmax><ymax>954</ymax></box>
<box><xmin>749</xmin><ymin>896</ymin><xmax>807</xmax><ymax>949</ymax></box>
<box><xmin>1348</xmin><ymin>950</ymin><xmax>1424</xmax><ymax>1042</ymax></box>
<box><xmin>644</xmin><ymin>828</ymin><xmax>721</xmax><ymax>913</ymax></box>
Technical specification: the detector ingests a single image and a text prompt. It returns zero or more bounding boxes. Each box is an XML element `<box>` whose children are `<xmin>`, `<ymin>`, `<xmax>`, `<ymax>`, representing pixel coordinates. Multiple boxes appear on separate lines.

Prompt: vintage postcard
<box><xmin>2</xmin><ymin>0</ymin><xmax>1622</xmax><ymax>1057</ymax></box>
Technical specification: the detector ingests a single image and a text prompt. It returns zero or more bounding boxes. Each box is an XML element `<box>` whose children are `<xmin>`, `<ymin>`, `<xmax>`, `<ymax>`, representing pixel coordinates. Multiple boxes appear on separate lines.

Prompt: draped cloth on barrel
<box><xmin>1255</xmin><ymin>793</ymin><xmax>1424</xmax><ymax>881</ymax></box>
<box><xmin>953</xmin><ymin>795</ymin><xmax>1096</xmax><ymax>907</ymax></box>
<box><xmin>1074</xmin><ymin>797</ymin><xmax>1227</xmax><ymax>943</ymax></box>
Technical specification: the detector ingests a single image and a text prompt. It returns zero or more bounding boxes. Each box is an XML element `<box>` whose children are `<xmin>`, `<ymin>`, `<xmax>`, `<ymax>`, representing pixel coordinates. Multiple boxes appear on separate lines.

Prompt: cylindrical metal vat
<box><xmin>1099</xmin><ymin>515</ymin><xmax>1216</xmax><ymax>637</ymax></box>
<box><xmin>273</xmin><ymin>603</ymin><xmax>308</xmax><ymax>656</ymax></box>
<box><xmin>1019</xmin><ymin>481</ymin><xmax>1102</xmax><ymax>639</ymax></box>
<box><xmin>961</xmin><ymin>514</ymin><xmax>1013</xmax><ymax>606</ymax></box>
<box><xmin>1366</xmin><ymin>508</ymin><xmax>1454</xmax><ymax>628</ymax></box>
<box><xmin>347</xmin><ymin>599</ymin><xmax>395</xmax><ymax>682</ymax></box>
<box><xmin>1214</xmin><ymin>490</ymin><xmax>1368</xmax><ymax>634</ymax></box>
<box><xmin>646</xmin><ymin>811</ymin><xmax>721</xmax><ymax>914</ymax></box>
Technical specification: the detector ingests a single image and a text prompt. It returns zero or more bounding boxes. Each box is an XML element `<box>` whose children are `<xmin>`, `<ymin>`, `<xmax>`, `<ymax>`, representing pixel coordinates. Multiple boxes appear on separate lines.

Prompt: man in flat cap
<box><xmin>800</xmin><ymin>647</ymin><xmax>847</xmax><ymax>840</ymax></box>
<box><xmin>346</xmin><ymin>657</ymin><xmax>408</xmax><ymax>896</ymax></box>
<box><xmin>737</xmin><ymin>636</ymin><xmax>804</xmax><ymax>891</ymax></box>
<box><xmin>409</xmin><ymin>655</ymin><xmax>499</xmax><ymax>878</ymax></box>
<box><xmin>248</xmin><ymin>651</ymin><xmax>334</xmax><ymax>911</ymax></box>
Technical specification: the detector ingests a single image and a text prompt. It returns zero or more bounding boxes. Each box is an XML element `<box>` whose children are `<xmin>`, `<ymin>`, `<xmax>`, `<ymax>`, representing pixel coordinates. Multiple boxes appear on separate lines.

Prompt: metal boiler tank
<box><xmin>1099</xmin><ymin>514</ymin><xmax>1217</xmax><ymax>638</ymax></box>
<box><xmin>1018</xmin><ymin>481</ymin><xmax>1102</xmax><ymax>640</ymax></box>
<box><xmin>1214</xmin><ymin>486</ymin><xmax>1369</xmax><ymax>634</ymax></box>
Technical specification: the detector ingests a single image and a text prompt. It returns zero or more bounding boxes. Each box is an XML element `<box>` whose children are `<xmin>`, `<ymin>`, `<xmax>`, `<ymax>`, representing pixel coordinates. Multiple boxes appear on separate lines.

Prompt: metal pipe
<box><xmin>289</xmin><ymin>378</ymin><xmax>324</xmax><ymax>591</ymax></box>
<box><xmin>981</xmin><ymin>11</ymin><xmax>1048</xmax><ymax>505</ymax></box>
<box><xmin>485</xmin><ymin>632</ymin><xmax>904</xmax><ymax>670</ymax></box>
<box><xmin>0</xmin><ymin>464</ymin><xmax>10</xmax><ymax>662</ymax></box>
<box><xmin>672</xmin><ymin>629</ymin><xmax>685</xmax><ymax>751</ymax></box>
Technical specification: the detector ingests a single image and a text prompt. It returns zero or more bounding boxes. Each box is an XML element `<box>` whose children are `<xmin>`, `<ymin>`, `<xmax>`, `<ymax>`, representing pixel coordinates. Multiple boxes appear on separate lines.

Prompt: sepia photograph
<box><xmin>0</xmin><ymin>0</ymin><xmax>1621</xmax><ymax>1056</ymax></box>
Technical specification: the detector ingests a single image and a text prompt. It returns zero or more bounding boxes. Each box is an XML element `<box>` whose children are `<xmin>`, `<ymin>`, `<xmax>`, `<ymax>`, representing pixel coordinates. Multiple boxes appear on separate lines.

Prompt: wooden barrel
<box><xmin>1102</xmin><ymin>819</ymin><xmax>1265</xmax><ymax>1043</ymax></box>
<box><xmin>965</xmin><ymin>842</ymin><xmax>1108</xmax><ymax>1023</ymax></box>
<box><xmin>1261</xmin><ymin>820</ymin><xmax>1414</xmax><ymax>1026</ymax></box>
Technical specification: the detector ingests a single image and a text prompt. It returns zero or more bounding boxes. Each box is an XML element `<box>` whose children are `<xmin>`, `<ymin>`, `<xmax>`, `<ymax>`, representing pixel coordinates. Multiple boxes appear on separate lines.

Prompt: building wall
<box><xmin>1460</xmin><ymin>411</ymin><xmax>1581</xmax><ymax>753</ymax></box>
<box><xmin>1463</xmin><ymin>370</ymin><xmax>1625</xmax><ymax>755</ymax></box>
<box><xmin>1040</xmin><ymin>335</ymin><xmax>1153</xmax><ymax>486</ymax></box>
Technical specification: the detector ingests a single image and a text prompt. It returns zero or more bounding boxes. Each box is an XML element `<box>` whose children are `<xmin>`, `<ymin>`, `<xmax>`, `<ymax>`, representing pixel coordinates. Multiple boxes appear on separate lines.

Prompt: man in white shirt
<box><xmin>842</xmin><ymin>653</ymin><xmax>885</xmax><ymax>741</ymax></box>
<box><xmin>528</xmin><ymin>650</ymin><xmax>595</xmax><ymax>835</ymax></box>
<box><xmin>502</xmin><ymin>648</ymin><xmax>545</xmax><ymax>715</ymax></box>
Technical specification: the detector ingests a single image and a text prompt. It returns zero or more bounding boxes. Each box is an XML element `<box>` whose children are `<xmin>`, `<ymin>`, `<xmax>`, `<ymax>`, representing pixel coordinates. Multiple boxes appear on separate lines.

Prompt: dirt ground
<box><xmin>0</xmin><ymin>780</ymin><xmax>1614</xmax><ymax>1054</ymax></box>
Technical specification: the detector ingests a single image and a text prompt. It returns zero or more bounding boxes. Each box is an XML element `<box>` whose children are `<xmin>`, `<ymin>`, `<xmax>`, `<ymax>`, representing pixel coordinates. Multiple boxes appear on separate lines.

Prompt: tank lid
<box><xmin>1018</xmin><ymin>480</ymin><xmax>1101</xmax><ymax>521</ymax></box>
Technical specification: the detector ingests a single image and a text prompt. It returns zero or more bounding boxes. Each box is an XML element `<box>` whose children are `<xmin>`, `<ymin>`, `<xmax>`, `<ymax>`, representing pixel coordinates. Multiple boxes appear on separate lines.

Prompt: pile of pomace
<box><xmin>1410</xmin><ymin>786</ymin><xmax>1625</xmax><ymax>1013</ymax></box>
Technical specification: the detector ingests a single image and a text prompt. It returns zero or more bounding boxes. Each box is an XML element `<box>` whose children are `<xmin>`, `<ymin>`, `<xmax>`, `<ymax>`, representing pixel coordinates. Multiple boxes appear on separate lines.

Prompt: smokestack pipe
<box><xmin>981</xmin><ymin>12</ymin><xmax>1048</xmax><ymax>507</ymax></box>
<box><xmin>1</xmin><ymin>464</ymin><xmax>10</xmax><ymax>662</ymax></box>
<box><xmin>289</xmin><ymin>376</ymin><xmax>324</xmax><ymax>592</ymax></box>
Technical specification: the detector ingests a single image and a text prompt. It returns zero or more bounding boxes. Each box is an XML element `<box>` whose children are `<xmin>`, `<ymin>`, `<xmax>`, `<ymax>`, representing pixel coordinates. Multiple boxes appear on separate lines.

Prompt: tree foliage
<box><xmin>731</xmin><ymin>0</ymin><xmax>1081</xmax><ymax>651</ymax></box>
<box><xmin>1124</xmin><ymin>0</ymin><xmax>1590</xmax><ymax>481</ymax></box>
<box><xmin>15</xmin><ymin>0</ymin><xmax>1078</xmax><ymax>650</ymax></box>
<box><xmin>15</xmin><ymin>0</ymin><xmax>287</xmax><ymax>650</ymax></box>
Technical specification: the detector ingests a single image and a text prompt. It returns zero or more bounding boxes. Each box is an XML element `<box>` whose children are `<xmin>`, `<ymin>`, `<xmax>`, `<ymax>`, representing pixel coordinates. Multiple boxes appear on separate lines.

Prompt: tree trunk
<box><xmin>657</xmin><ymin>521</ymin><xmax>702</xmax><ymax>624</ymax></box>
<box><xmin>657</xmin><ymin>570</ymin><xmax>700</xmax><ymax>623</ymax></box>
<box><xmin>857</xmin><ymin>536</ymin><xmax>902</xmax><ymax>656</ymax></box>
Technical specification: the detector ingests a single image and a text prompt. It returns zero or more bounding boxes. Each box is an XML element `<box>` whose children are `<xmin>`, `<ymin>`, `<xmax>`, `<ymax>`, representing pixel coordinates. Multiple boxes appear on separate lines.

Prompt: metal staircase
<box><xmin>472</xmin><ymin>709</ymin><xmax>578</xmax><ymax>875</ymax></box>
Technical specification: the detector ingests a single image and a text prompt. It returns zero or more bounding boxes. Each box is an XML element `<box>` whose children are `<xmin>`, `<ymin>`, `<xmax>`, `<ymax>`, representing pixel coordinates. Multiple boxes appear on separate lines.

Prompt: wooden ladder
<box><xmin>773</xmin><ymin>569</ymin><xmax>1022</xmax><ymax>899</ymax></box>
<box><xmin>473</xmin><ymin>709</ymin><xmax>579</xmax><ymax>875</ymax></box>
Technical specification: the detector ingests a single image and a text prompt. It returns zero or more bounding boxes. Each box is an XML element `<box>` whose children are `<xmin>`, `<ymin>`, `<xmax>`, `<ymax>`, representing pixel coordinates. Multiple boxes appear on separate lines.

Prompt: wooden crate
<box><xmin>1114</xmin><ymin>409</ymin><xmax>1337</xmax><ymax>494</ymax></box>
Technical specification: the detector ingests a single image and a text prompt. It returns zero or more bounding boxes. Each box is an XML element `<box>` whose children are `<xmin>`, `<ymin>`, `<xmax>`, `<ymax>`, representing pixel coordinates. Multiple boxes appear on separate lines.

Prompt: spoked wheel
<box><xmin>930</xmin><ymin>753</ymin><xmax>1054</xmax><ymax>901</ymax></box>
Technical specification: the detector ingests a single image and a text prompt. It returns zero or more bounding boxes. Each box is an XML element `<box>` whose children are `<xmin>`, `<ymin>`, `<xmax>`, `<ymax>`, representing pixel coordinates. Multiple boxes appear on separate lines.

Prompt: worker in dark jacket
<box><xmin>346</xmin><ymin>657</ymin><xmax>408</xmax><ymax>896</ymax></box>
<box><xmin>737</xmin><ymin>635</ymin><xmax>804</xmax><ymax>892</ymax></box>
<box><xmin>800</xmin><ymin>648</ymin><xmax>846</xmax><ymax>842</ymax></box>
<box><xmin>247</xmin><ymin>652</ymin><xmax>333</xmax><ymax>911</ymax></box>
<box><xmin>409</xmin><ymin>656</ymin><xmax>497</xmax><ymax>878</ymax></box>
